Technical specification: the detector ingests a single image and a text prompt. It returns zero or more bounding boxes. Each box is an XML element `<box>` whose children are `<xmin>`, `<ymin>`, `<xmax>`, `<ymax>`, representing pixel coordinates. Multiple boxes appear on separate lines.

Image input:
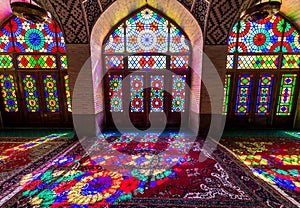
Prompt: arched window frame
<box><xmin>101</xmin><ymin>6</ymin><xmax>193</xmax><ymax>127</ymax></box>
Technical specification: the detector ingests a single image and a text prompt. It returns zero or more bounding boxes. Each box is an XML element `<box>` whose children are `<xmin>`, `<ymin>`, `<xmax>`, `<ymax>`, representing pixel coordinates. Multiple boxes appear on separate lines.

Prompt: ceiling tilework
<box><xmin>47</xmin><ymin>0</ymin><xmax>89</xmax><ymax>44</ymax></box>
<box><xmin>83</xmin><ymin>0</ymin><xmax>102</xmax><ymax>32</ymax></box>
<box><xmin>100</xmin><ymin>0</ymin><xmax>116</xmax><ymax>11</ymax></box>
<box><xmin>176</xmin><ymin>0</ymin><xmax>193</xmax><ymax>10</ymax></box>
<box><xmin>192</xmin><ymin>0</ymin><xmax>209</xmax><ymax>32</ymax></box>
<box><xmin>205</xmin><ymin>0</ymin><xmax>244</xmax><ymax>45</ymax></box>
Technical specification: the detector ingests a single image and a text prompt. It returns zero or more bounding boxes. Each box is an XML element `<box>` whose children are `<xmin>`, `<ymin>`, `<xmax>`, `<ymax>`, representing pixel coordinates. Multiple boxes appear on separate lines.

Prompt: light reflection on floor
<box><xmin>19</xmin><ymin>132</ymin><xmax>197</xmax><ymax>207</ymax></box>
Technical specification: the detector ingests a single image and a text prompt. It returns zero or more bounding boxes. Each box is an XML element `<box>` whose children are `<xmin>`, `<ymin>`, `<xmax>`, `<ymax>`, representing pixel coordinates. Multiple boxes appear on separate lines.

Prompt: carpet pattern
<box><xmin>221</xmin><ymin>137</ymin><xmax>300</xmax><ymax>204</ymax></box>
<box><xmin>2</xmin><ymin>133</ymin><xmax>295</xmax><ymax>207</ymax></box>
<box><xmin>0</xmin><ymin>134</ymin><xmax>76</xmax><ymax>206</ymax></box>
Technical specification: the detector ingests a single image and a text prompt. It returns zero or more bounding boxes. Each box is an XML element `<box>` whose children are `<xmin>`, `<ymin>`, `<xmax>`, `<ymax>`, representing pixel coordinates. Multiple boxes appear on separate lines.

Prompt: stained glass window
<box><xmin>0</xmin><ymin>55</ymin><xmax>13</xmax><ymax>68</ymax></box>
<box><xmin>105</xmin><ymin>56</ymin><xmax>124</xmax><ymax>70</ymax></box>
<box><xmin>17</xmin><ymin>55</ymin><xmax>57</xmax><ymax>69</ymax></box>
<box><xmin>0</xmin><ymin>74</ymin><xmax>18</xmax><ymax>112</ymax></box>
<box><xmin>227</xmin><ymin>13</ymin><xmax>300</xmax><ymax>119</ymax></box>
<box><xmin>277</xmin><ymin>74</ymin><xmax>297</xmax><ymax>116</ymax></box>
<box><xmin>237</xmin><ymin>15</ymin><xmax>283</xmax><ymax>53</ymax></box>
<box><xmin>237</xmin><ymin>55</ymin><xmax>279</xmax><ymax>69</ymax></box>
<box><xmin>170</xmin><ymin>56</ymin><xmax>189</xmax><ymax>69</ymax></box>
<box><xmin>103</xmin><ymin>7</ymin><xmax>191</xmax><ymax>116</ymax></box>
<box><xmin>223</xmin><ymin>74</ymin><xmax>231</xmax><ymax>115</ymax></box>
<box><xmin>11</xmin><ymin>17</ymin><xmax>60</xmax><ymax>52</ymax></box>
<box><xmin>103</xmin><ymin>8</ymin><xmax>191</xmax><ymax>54</ymax></box>
<box><xmin>130</xmin><ymin>75</ymin><xmax>144</xmax><ymax>112</ymax></box>
<box><xmin>0</xmin><ymin>21</ymin><xmax>14</xmax><ymax>52</ymax></box>
<box><xmin>104</xmin><ymin>24</ymin><xmax>125</xmax><ymax>53</ymax></box>
<box><xmin>282</xmin><ymin>21</ymin><xmax>300</xmax><ymax>52</ymax></box>
<box><xmin>64</xmin><ymin>75</ymin><xmax>72</xmax><ymax>112</ymax></box>
<box><xmin>256</xmin><ymin>74</ymin><xmax>274</xmax><ymax>116</ymax></box>
<box><xmin>109</xmin><ymin>75</ymin><xmax>123</xmax><ymax>112</ymax></box>
<box><xmin>150</xmin><ymin>75</ymin><xmax>164</xmax><ymax>112</ymax></box>
<box><xmin>282</xmin><ymin>55</ymin><xmax>300</xmax><ymax>68</ymax></box>
<box><xmin>43</xmin><ymin>75</ymin><xmax>60</xmax><ymax>112</ymax></box>
<box><xmin>22</xmin><ymin>75</ymin><xmax>40</xmax><ymax>112</ymax></box>
<box><xmin>61</xmin><ymin>55</ymin><xmax>68</xmax><ymax>69</ymax></box>
<box><xmin>172</xmin><ymin>75</ymin><xmax>186</xmax><ymax>112</ymax></box>
<box><xmin>226</xmin><ymin>55</ymin><xmax>234</xmax><ymax>69</ymax></box>
<box><xmin>0</xmin><ymin>15</ymin><xmax>71</xmax><ymax>117</ymax></box>
<box><xmin>128</xmin><ymin>56</ymin><xmax>166</xmax><ymax>69</ymax></box>
<box><xmin>126</xmin><ymin>9</ymin><xmax>168</xmax><ymax>53</ymax></box>
<box><xmin>235</xmin><ymin>74</ymin><xmax>253</xmax><ymax>116</ymax></box>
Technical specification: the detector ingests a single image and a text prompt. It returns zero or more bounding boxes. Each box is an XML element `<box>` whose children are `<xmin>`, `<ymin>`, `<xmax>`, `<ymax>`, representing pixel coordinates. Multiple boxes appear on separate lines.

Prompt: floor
<box><xmin>0</xmin><ymin>129</ymin><xmax>299</xmax><ymax>207</ymax></box>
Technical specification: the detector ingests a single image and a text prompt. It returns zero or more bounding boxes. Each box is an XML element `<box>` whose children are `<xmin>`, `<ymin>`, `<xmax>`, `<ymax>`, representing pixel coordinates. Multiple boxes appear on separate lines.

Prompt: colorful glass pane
<box><xmin>64</xmin><ymin>75</ymin><xmax>72</xmax><ymax>112</ymax></box>
<box><xmin>226</xmin><ymin>55</ymin><xmax>234</xmax><ymax>69</ymax></box>
<box><xmin>128</xmin><ymin>56</ymin><xmax>166</xmax><ymax>69</ymax></box>
<box><xmin>223</xmin><ymin>74</ymin><xmax>231</xmax><ymax>115</ymax></box>
<box><xmin>237</xmin><ymin>55</ymin><xmax>279</xmax><ymax>69</ymax></box>
<box><xmin>150</xmin><ymin>75</ymin><xmax>164</xmax><ymax>112</ymax></box>
<box><xmin>17</xmin><ymin>55</ymin><xmax>57</xmax><ymax>69</ymax></box>
<box><xmin>126</xmin><ymin>8</ymin><xmax>168</xmax><ymax>53</ymax></box>
<box><xmin>227</xmin><ymin>22</ymin><xmax>239</xmax><ymax>53</ymax></box>
<box><xmin>282</xmin><ymin>55</ymin><xmax>300</xmax><ymax>68</ymax></box>
<box><xmin>11</xmin><ymin>17</ymin><xmax>59</xmax><ymax>52</ymax></box>
<box><xmin>43</xmin><ymin>75</ymin><xmax>60</xmax><ymax>112</ymax></box>
<box><xmin>237</xmin><ymin>15</ymin><xmax>283</xmax><ymax>53</ymax></box>
<box><xmin>105</xmin><ymin>56</ymin><xmax>124</xmax><ymax>70</ymax></box>
<box><xmin>282</xmin><ymin>21</ymin><xmax>300</xmax><ymax>52</ymax></box>
<box><xmin>170</xmin><ymin>56</ymin><xmax>189</xmax><ymax>69</ymax></box>
<box><xmin>109</xmin><ymin>75</ymin><xmax>123</xmax><ymax>112</ymax></box>
<box><xmin>60</xmin><ymin>55</ymin><xmax>68</xmax><ymax>69</ymax></box>
<box><xmin>172</xmin><ymin>75</ymin><xmax>186</xmax><ymax>112</ymax></box>
<box><xmin>0</xmin><ymin>55</ymin><xmax>13</xmax><ymax>68</ymax></box>
<box><xmin>22</xmin><ymin>75</ymin><xmax>40</xmax><ymax>112</ymax></box>
<box><xmin>277</xmin><ymin>74</ymin><xmax>297</xmax><ymax>116</ymax></box>
<box><xmin>170</xmin><ymin>23</ymin><xmax>190</xmax><ymax>53</ymax></box>
<box><xmin>104</xmin><ymin>24</ymin><xmax>124</xmax><ymax>53</ymax></box>
<box><xmin>235</xmin><ymin>74</ymin><xmax>253</xmax><ymax>116</ymax></box>
<box><xmin>130</xmin><ymin>75</ymin><xmax>144</xmax><ymax>112</ymax></box>
<box><xmin>0</xmin><ymin>74</ymin><xmax>18</xmax><ymax>112</ymax></box>
<box><xmin>0</xmin><ymin>21</ymin><xmax>14</xmax><ymax>52</ymax></box>
<box><xmin>255</xmin><ymin>74</ymin><xmax>274</xmax><ymax>116</ymax></box>
<box><xmin>55</xmin><ymin>24</ymin><xmax>66</xmax><ymax>53</ymax></box>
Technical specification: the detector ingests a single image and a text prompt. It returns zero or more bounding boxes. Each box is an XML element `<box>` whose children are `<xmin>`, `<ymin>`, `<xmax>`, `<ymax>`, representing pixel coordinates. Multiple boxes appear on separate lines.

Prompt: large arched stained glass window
<box><xmin>0</xmin><ymin>16</ymin><xmax>71</xmax><ymax>127</ymax></box>
<box><xmin>102</xmin><ymin>7</ymin><xmax>191</xmax><ymax>128</ymax></box>
<box><xmin>224</xmin><ymin>14</ymin><xmax>300</xmax><ymax>126</ymax></box>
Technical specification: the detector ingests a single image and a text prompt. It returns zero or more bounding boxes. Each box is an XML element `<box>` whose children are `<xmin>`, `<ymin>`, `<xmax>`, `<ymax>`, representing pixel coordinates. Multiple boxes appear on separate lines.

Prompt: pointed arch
<box><xmin>90</xmin><ymin>0</ymin><xmax>203</xmax><ymax>131</ymax></box>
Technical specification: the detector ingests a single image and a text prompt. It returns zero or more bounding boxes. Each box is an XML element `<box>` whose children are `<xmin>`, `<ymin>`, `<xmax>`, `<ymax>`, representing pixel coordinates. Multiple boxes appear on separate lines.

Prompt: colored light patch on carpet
<box><xmin>221</xmin><ymin>139</ymin><xmax>300</xmax><ymax>195</ymax></box>
<box><xmin>4</xmin><ymin>133</ymin><xmax>292</xmax><ymax>207</ymax></box>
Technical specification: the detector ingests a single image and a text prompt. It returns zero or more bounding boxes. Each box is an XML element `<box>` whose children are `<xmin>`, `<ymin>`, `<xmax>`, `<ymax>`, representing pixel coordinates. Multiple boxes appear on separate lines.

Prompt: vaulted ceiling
<box><xmin>0</xmin><ymin>0</ymin><xmax>299</xmax><ymax>45</ymax></box>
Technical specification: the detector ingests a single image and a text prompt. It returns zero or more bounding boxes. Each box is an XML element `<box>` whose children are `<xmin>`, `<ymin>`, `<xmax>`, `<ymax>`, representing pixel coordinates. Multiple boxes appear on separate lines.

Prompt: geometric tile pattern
<box><xmin>83</xmin><ymin>0</ymin><xmax>102</xmax><ymax>32</ymax></box>
<box><xmin>237</xmin><ymin>55</ymin><xmax>279</xmax><ymax>69</ymax></box>
<box><xmin>0</xmin><ymin>55</ymin><xmax>13</xmax><ymax>69</ymax></box>
<box><xmin>17</xmin><ymin>55</ymin><xmax>57</xmax><ymax>69</ymax></box>
<box><xmin>177</xmin><ymin>0</ymin><xmax>193</xmax><ymax>10</ymax></box>
<box><xmin>46</xmin><ymin>0</ymin><xmax>89</xmax><ymax>43</ymax></box>
<box><xmin>192</xmin><ymin>0</ymin><xmax>210</xmax><ymax>32</ymax></box>
<box><xmin>205</xmin><ymin>0</ymin><xmax>244</xmax><ymax>45</ymax></box>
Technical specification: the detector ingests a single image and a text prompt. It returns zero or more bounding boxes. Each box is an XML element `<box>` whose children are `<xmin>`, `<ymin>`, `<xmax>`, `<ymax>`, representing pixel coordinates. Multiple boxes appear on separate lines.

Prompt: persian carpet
<box><xmin>221</xmin><ymin>136</ymin><xmax>300</xmax><ymax>206</ymax></box>
<box><xmin>2</xmin><ymin>133</ymin><xmax>297</xmax><ymax>207</ymax></box>
<box><xmin>0</xmin><ymin>134</ymin><xmax>76</xmax><ymax>206</ymax></box>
